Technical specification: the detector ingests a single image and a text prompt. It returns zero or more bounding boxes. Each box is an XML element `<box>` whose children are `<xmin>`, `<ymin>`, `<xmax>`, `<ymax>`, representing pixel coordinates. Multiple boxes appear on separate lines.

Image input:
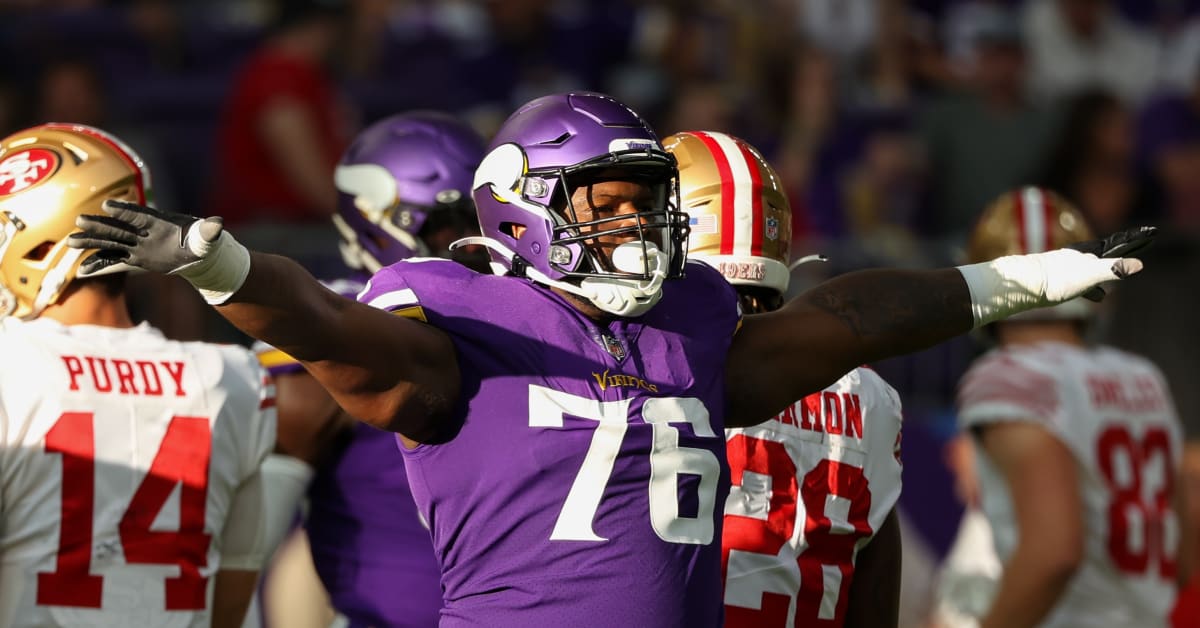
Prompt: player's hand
<box><xmin>67</xmin><ymin>199</ymin><xmax>251</xmax><ymax>304</ymax></box>
<box><xmin>959</xmin><ymin>226</ymin><xmax>1155</xmax><ymax>327</ymax></box>
<box><xmin>68</xmin><ymin>199</ymin><xmax>224</xmax><ymax>277</ymax></box>
<box><xmin>1065</xmin><ymin>225</ymin><xmax>1156</xmax><ymax>301</ymax></box>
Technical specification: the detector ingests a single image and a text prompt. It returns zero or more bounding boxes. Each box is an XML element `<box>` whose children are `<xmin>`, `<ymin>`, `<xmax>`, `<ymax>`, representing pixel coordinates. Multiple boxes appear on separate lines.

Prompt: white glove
<box><xmin>956</xmin><ymin>226</ymin><xmax>1154</xmax><ymax>327</ymax></box>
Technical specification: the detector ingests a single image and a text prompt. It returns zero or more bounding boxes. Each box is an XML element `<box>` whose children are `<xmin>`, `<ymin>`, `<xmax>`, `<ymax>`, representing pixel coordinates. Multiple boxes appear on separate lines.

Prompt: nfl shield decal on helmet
<box><xmin>690</xmin><ymin>214</ymin><xmax>718</xmax><ymax>235</ymax></box>
<box><xmin>765</xmin><ymin>217</ymin><xmax>779</xmax><ymax>241</ymax></box>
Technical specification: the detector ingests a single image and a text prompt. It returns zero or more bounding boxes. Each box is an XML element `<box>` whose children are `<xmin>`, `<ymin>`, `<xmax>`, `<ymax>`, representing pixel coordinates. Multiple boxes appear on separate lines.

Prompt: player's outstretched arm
<box><xmin>67</xmin><ymin>200</ymin><xmax>459</xmax><ymax>440</ymax></box>
<box><xmin>725</xmin><ymin>228</ymin><xmax>1153</xmax><ymax>427</ymax></box>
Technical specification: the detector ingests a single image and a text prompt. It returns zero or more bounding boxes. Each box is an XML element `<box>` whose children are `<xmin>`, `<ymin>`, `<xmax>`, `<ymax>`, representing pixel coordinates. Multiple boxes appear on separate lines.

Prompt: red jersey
<box><xmin>213</xmin><ymin>49</ymin><xmax>348</xmax><ymax>224</ymax></box>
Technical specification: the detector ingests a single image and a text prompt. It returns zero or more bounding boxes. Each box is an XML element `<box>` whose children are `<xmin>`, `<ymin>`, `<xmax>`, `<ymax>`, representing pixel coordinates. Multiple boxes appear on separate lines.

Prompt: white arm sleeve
<box><xmin>219</xmin><ymin>466</ymin><xmax>269</xmax><ymax>571</ymax></box>
<box><xmin>258</xmin><ymin>453</ymin><xmax>315</xmax><ymax>561</ymax></box>
<box><xmin>219</xmin><ymin>354</ymin><xmax>278</xmax><ymax>570</ymax></box>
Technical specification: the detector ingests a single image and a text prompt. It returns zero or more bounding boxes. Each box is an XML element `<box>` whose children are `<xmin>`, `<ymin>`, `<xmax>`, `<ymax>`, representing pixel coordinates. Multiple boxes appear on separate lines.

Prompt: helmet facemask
<box><xmin>550</xmin><ymin>158</ymin><xmax>687</xmax><ymax>281</ymax></box>
<box><xmin>464</xmin><ymin>144</ymin><xmax>689</xmax><ymax>317</ymax></box>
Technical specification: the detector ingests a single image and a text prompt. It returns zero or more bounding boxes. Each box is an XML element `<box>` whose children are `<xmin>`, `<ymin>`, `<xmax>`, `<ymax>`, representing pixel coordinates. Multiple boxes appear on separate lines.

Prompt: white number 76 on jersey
<box><xmin>528</xmin><ymin>385</ymin><xmax>721</xmax><ymax>544</ymax></box>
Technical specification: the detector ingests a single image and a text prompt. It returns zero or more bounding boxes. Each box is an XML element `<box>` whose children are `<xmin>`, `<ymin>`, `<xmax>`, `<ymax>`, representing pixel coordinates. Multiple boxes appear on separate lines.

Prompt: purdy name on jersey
<box><xmin>60</xmin><ymin>355</ymin><xmax>188</xmax><ymax>397</ymax></box>
<box><xmin>356</xmin><ymin>258</ymin><xmax>741</xmax><ymax>628</ymax></box>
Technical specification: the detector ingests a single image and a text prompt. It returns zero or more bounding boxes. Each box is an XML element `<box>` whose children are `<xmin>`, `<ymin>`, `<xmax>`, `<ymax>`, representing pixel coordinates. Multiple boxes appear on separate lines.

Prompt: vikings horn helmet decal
<box><xmin>0</xmin><ymin>123</ymin><xmax>153</xmax><ymax>319</ymax></box>
<box><xmin>333</xmin><ymin>111</ymin><xmax>485</xmax><ymax>273</ymax></box>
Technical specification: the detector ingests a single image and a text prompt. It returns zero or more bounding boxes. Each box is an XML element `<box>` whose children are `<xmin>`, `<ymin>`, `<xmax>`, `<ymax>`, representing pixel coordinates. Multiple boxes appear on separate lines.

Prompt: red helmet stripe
<box><xmin>734</xmin><ymin>139</ymin><xmax>764</xmax><ymax>255</ymax></box>
<box><xmin>1013</xmin><ymin>187</ymin><xmax>1028</xmax><ymax>254</ymax></box>
<box><xmin>692</xmin><ymin>132</ymin><xmax>737</xmax><ymax>255</ymax></box>
<box><xmin>1041</xmin><ymin>190</ymin><xmax>1056</xmax><ymax>252</ymax></box>
<box><xmin>40</xmin><ymin>123</ymin><xmax>146</xmax><ymax>205</ymax></box>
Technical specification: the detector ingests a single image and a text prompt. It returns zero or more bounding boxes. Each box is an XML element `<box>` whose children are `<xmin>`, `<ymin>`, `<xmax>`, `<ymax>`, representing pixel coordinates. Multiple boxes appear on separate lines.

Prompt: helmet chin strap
<box><xmin>451</xmin><ymin>237</ymin><xmax>668</xmax><ymax>317</ymax></box>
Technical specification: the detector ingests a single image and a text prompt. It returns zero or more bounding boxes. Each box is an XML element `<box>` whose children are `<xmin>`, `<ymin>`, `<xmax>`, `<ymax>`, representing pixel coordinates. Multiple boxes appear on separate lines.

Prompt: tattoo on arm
<box><xmin>803</xmin><ymin>269</ymin><xmax>972</xmax><ymax>345</ymax></box>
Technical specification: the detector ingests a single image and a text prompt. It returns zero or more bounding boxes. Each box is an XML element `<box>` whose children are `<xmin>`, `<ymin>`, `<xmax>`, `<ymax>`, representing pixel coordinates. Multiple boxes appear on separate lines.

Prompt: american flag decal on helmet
<box><xmin>690</xmin><ymin>214</ymin><xmax>717</xmax><ymax>235</ymax></box>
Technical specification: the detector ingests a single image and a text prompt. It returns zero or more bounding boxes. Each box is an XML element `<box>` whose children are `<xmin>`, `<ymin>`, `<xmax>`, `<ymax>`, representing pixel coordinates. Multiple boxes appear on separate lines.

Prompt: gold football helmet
<box><xmin>0</xmin><ymin>123</ymin><xmax>152</xmax><ymax>319</ymax></box>
<box><xmin>969</xmin><ymin>186</ymin><xmax>1095</xmax><ymax>319</ymax></box>
<box><xmin>664</xmin><ymin>131</ymin><xmax>792</xmax><ymax>296</ymax></box>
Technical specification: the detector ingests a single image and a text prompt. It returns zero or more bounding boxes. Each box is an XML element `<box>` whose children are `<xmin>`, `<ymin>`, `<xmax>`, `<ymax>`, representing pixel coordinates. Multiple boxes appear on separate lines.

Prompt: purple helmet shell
<box><xmin>470</xmin><ymin>92</ymin><xmax>688</xmax><ymax>284</ymax></box>
<box><xmin>333</xmin><ymin>111</ymin><xmax>485</xmax><ymax>272</ymax></box>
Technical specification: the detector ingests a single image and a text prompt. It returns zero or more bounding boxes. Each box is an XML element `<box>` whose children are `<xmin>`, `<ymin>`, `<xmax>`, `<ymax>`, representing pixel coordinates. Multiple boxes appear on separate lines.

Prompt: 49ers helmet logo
<box><xmin>0</xmin><ymin>148</ymin><xmax>60</xmax><ymax>195</ymax></box>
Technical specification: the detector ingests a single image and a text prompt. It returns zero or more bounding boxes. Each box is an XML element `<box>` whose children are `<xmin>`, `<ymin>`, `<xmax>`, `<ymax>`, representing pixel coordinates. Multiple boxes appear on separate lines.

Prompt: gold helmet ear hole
<box><xmin>24</xmin><ymin>240</ymin><xmax>54</xmax><ymax>262</ymax></box>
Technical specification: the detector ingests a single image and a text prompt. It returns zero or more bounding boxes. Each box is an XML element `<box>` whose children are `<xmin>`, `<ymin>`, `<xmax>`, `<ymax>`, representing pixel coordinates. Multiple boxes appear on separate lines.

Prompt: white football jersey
<box><xmin>722</xmin><ymin>367</ymin><xmax>904</xmax><ymax>628</ymax></box>
<box><xmin>958</xmin><ymin>341</ymin><xmax>1183</xmax><ymax>628</ymax></box>
<box><xmin>0</xmin><ymin>318</ymin><xmax>276</xmax><ymax>628</ymax></box>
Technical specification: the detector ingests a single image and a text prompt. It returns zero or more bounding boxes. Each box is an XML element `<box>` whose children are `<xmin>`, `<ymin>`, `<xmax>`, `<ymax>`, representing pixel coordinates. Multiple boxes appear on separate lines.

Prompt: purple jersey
<box><xmin>255</xmin><ymin>276</ymin><xmax>443</xmax><ymax>627</ymax></box>
<box><xmin>307</xmin><ymin>422</ymin><xmax>442</xmax><ymax>627</ymax></box>
<box><xmin>357</xmin><ymin>259</ymin><xmax>741</xmax><ymax>627</ymax></box>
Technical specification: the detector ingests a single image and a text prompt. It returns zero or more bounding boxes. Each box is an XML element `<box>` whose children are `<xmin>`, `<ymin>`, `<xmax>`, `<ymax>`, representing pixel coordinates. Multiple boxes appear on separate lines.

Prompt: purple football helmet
<box><xmin>333</xmin><ymin>111</ymin><xmax>485</xmax><ymax>273</ymax></box>
<box><xmin>463</xmin><ymin>92</ymin><xmax>687</xmax><ymax>317</ymax></box>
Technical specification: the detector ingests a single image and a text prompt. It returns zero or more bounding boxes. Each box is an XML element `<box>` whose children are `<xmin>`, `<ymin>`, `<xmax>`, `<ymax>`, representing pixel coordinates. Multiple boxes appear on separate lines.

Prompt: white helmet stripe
<box><xmin>1020</xmin><ymin>186</ymin><xmax>1049</xmax><ymax>253</ymax></box>
<box><xmin>703</xmin><ymin>132</ymin><xmax>758</xmax><ymax>257</ymax></box>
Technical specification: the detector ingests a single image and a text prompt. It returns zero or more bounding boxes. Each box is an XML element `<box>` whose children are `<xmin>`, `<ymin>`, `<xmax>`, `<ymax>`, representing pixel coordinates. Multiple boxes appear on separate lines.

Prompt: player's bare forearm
<box><xmin>844</xmin><ymin>509</ymin><xmax>901</xmax><ymax>628</ymax></box>
<box><xmin>980</xmin><ymin>546</ymin><xmax>1078</xmax><ymax>628</ymax></box>
<box><xmin>979</xmin><ymin>423</ymin><xmax>1083</xmax><ymax>628</ymax></box>
<box><xmin>726</xmin><ymin>268</ymin><xmax>970</xmax><ymax>426</ymax></box>
<box><xmin>220</xmin><ymin>252</ymin><xmax>459</xmax><ymax>439</ymax></box>
<box><xmin>211</xmin><ymin>569</ymin><xmax>258</xmax><ymax>628</ymax></box>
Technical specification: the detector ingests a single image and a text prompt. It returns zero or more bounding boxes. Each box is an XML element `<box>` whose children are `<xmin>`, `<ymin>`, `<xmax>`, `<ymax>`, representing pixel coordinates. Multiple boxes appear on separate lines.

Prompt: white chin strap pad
<box><xmin>577</xmin><ymin>242</ymin><xmax>668</xmax><ymax>317</ymax></box>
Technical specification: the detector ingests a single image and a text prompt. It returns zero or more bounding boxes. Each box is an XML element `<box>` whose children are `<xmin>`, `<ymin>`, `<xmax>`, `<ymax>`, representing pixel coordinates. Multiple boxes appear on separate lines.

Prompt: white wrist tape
<box><xmin>174</xmin><ymin>221</ymin><xmax>251</xmax><ymax>305</ymax></box>
<box><xmin>957</xmin><ymin>248</ymin><xmax>1123</xmax><ymax>328</ymax></box>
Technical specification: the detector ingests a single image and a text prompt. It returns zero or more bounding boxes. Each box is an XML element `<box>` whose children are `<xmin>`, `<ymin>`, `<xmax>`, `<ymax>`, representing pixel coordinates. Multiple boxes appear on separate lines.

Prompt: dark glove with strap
<box><xmin>67</xmin><ymin>199</ymin><xmax>250</xmax><ymax>304</ymax></box>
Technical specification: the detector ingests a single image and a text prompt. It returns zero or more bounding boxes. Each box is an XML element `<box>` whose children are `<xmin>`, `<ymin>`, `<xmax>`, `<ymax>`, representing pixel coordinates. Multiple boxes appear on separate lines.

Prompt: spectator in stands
<box><xmin>1038</xmin><ymin>88</ymin><xmax>1136</xmax><ymax>235</ymax></box>
<box><xmin>1137</xmin><ymin>78</ymin><xmax>1200</xmax><ymax>231</ymax></box>
<box><xmin>212</xmin><ymin>0</ymin><xmax>351</xmax><ymax>233</ymax></box>
<box><xmin>35</xmin><ymin>57</ymin><xmax>177</xmax><ymax>212</ymax></box>
<box><xmin>1023</xmin><ymin>0</ymin><xmax>1157</xmax><ymax>104</ymax></box>
<box><xmin>841</xmin><ymin>109</ymin><xmax>929</xmax><ymax>266</ymax></box>
<box><xmin>919</xmin><ymin>4</ymin><xmax>1060</xmax><ymax>240</ymax></box>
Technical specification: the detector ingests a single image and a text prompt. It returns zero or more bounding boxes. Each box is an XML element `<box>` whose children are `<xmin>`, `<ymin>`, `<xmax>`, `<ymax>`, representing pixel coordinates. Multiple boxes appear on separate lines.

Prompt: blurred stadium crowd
<box><xmin>3</xmin><ymin>0</ymin><xmax>1200</xmax><ymax>623</ymax></box>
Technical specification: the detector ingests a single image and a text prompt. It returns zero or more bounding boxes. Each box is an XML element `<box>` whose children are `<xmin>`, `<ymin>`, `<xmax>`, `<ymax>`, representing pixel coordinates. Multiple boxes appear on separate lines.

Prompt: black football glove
<box><xmin>1066</xmin><ymin>226</ymin><xmax>1157</xmax><ymax>301</ymax></box>
<box><xmin>68</xmin><ymin>199</ymin><xmax>226</xmax><ymax>277</ymax></box>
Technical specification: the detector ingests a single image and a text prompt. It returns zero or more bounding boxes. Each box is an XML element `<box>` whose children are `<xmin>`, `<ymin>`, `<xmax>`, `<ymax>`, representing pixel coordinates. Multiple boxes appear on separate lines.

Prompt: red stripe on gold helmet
<box><xmin>664</xmin><ymin>130</ymin><xmax>792</xmax><ymax>294</ymax></box>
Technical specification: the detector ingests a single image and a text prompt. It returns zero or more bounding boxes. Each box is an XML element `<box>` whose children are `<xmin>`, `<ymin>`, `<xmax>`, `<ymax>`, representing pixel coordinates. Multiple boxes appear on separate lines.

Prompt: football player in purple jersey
<box><xmin>255</xmin><ymin>111</ymin><xmax>485</xmax><ymax>628</ymax></box>
<box><xmin>69</xmin><ymin>92</ymin><xmax>1152</xmax><ymax>627</ymax></box>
